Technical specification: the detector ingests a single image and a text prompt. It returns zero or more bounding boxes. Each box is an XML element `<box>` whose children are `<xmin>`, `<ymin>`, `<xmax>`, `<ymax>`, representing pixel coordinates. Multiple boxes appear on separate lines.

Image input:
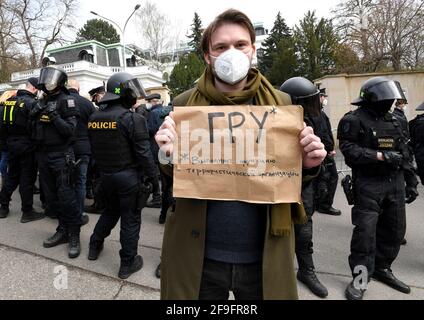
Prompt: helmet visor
<box><xmin>122</xmin><ymin>78</ymin><xmax>146</xmax><ymax>99</ymax></box>
<box><xmin>296</xmin><ymin>94</ymin><xmax>321</xmax><ymax>117</ymax></box>
<box><xmin>367</xmin><ymin>80</ymin><xmax>404</xmax><ymax>102</ymax></box>
<box><xmin>39</xmin><ymin>68</ymin><xmax>66</xmax><ymax>89</ymax></box>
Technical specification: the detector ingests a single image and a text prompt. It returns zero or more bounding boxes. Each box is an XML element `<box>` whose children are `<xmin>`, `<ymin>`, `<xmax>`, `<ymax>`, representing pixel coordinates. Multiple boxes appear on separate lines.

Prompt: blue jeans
<box><xmin>0</xmin><ymin>151</ymin><xmax>9</xmax><ymax>177</ymax></box>
<box><xmin>75</xmin><ymin>155</ymin><xmax>90</xmax><ymax>215</ymax></box>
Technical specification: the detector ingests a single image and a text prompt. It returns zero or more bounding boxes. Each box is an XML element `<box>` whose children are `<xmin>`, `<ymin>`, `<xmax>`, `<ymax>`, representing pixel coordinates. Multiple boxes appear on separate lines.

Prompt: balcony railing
<box><xmin>11</xmin><ymin>60</ymin><xmax>163</xmax><ymax>82</ymax></box>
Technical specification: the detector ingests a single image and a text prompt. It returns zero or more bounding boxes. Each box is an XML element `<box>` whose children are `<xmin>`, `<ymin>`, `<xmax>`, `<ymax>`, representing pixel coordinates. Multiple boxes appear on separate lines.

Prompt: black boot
<box><xmin>44</xmin><ymin>208</ymin><xmax>57</xmax><ymax>219</ymax></box>
<box><xmin>68</xmin><ymin>233</ymin><xmax>81</xmax><ymax>259</ymax></box>
<box><xmin>155</xmin><ymin>263</ymin><xmax>161</xmax><ymax>279</ymax></box>
<box><xmin>401</xmin><ymin>238</ymin><xmax>407</xmax><ymax>245</ymax></box>
<box><xmin>317</xmin><ymin>206</ymin><xmax>341</xmax><ymax>216</ymax></box>
<box><xmin>118</xmin><ymin>255</ymin><xmax>144</xmax><ymax>279</ymax></box>
<box><xmin>79</xmin><ymin>214</ymin><xmax>89</xmax><ymax>226</ymax></box>
<box><xmin>43</xmin><ymin>231</ymin><xmax>68</xmax><ymax>248</ymax></box>
<box><xmin>146</xmin><ymin>195</ymin><xmax>161</xmax><ymax>208</ymax></box>
<box><xmin>0</xmin><ymin>205</ymin><xmax>9</xmax><ymax>218</ymax></box>
<box><xmin>297</xmin><ymin>268</ymin><xmax>328</xmax><ymax>298</ymax></box>
<box><xmin>372</xmin><ymin>268</ymin><xmax>410</xmax><ymax>294</ymax></box>
<box><xmin>20</xmin><ymin>209</ymin><xmax>45</xmax><ymax>223</ymax></box>
<box><xmin>84</xmin><ymin>203</ymin><xmax>102</xmax><ymax>214</ymax></box>
<box><xmin>159</xmin><ymin>212</ymin><xmax>167</xmax><ymax>224</ymax></box>
<box><xmin>88</xmin><ymin>242</ymin><xmax>104</xmax><ymax>261</ymax></box>
<box><xmin>345</xmin><ymin>280</ymin><xmax>366</xmax><ymax>300</ymax></box>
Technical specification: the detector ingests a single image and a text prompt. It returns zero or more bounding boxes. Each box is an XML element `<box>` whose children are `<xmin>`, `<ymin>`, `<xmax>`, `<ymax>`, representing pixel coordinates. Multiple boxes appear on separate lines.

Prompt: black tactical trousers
<box><xmin>349</xmin><ymin>172</ymin><xmax>406</xmax><ymax>277</ymax></box>
<box><xmin>89</xmin><ymin>168</ymin><xmax>140</xmax><ymax>266</ymax></box>
<box><xmin>0</xmin><ymin>150</ymin><xmax>37</xmax><ymax>212</ymax></box>
<box><xmin>37</xmin><ymin>150</ymin><xmax>80</xmax><ymax>234</ymax></box>
<box><xmin>295</xmin><ymin>182</ymin><xmax>315</xmax><ymax>270</ymax></box>
<box><xmin>315</xmin><ymin>157</ymin><xmax>338</xmax><ymax>210</ymax></box>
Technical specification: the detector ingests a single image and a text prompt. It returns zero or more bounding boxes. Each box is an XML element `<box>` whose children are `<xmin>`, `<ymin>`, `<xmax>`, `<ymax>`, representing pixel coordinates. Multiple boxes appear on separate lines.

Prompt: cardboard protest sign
<box><xmin>172</xmin><ymin>105</ymin><xmax>303</xmax><ymax>204</ymax></box>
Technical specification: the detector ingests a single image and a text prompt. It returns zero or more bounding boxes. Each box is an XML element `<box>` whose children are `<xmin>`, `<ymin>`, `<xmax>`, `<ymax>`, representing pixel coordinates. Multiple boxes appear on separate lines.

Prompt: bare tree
<box><xmin>0</xmin><ymin>0</ymin><xmax>25</xmax><ymax>81</ymax></box>
<box><xmin>6</xmin><ymin>0</ymin><xmax>78</xmax><ymax>68</ymax></box>
<box><xmin>332</xmin><ymin>0</ymin><xmax>424</xmax><ymax>71</ymax></box>
<box><xmin>135</xmin><ymin>1</ymin><xmax>181</xmax><ymax>71</ymax></box>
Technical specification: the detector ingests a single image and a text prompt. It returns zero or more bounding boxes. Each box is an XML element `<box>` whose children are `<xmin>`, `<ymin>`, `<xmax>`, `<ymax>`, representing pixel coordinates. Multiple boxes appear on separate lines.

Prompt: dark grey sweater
<box><xmin>205</xmin><ymin>200</ymin><xmax>266</xmax><ymax>264</ymax></box>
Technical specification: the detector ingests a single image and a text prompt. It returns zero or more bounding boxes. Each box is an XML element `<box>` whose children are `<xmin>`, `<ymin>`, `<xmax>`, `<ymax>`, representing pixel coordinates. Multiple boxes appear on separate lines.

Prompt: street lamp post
<box><xmin>90</xmin><ymin>4</ymin><xmax>141</xmax><ymax>71</ymax></box>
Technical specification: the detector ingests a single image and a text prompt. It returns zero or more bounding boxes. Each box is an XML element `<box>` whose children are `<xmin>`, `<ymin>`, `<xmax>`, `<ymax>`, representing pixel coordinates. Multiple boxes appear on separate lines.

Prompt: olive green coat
<box><xmin>160</xmin><ymin>89</ymin><xmax>314</xmax><ymax>300</ymax></box>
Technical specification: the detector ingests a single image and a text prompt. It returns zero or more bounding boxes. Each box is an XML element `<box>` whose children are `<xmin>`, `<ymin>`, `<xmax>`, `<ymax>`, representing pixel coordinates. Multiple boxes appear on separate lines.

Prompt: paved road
<box><xmin>0</xmin><ymin>179</ymin><xmax>423</xmax><ymax>300</ymax></box>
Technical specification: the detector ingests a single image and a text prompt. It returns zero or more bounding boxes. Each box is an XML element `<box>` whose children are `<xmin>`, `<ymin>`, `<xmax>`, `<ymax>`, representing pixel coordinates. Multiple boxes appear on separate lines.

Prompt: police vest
<box><xmin>88</xmin><ymin>105</ymin><xmax>135</xmax><ymax>173</ymax></box>
<box><xmin>2</xmin><ymin>98</ymin><xmax>29</xmax><ymax>135</ymax></box>
<box><xmin>351</xmin><ymin>108</ymin><xmax>405</xmax><ymax>175</ymax></box>
<box><xmin>34</xmin><ymin>95</ymin><xmax>78</xmax><ymax>149</ymax></box>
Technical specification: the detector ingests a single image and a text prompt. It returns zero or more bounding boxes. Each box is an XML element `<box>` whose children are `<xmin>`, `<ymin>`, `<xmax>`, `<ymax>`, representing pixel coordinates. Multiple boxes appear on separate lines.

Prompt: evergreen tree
<box><xmin>187</xmin><ymin>12</ymin><xmax>204</xmax><ymax>59</ymax></box>
<box><xmin>265</xmin><ymin>37</ymin><xmax>298</xmax><ymax>87</ymax></box>
<box><xmin>258</xmin><ymin>12</ymin><xmax>291</xmax><ymax>75</ymax></box>
<box><xmin>76</xmin><ymin>19</ymin><xmax>120</xmax><ymax>45</ymax></box>
<box><xmin>293</xmin><ymin>11</ymin><xmax>339</xmax><ymax>80</ymax></box>
<box><xmin>167</xmin><ymin>53</ymin><xmax>204</xmax><ymax>97</ymax></box>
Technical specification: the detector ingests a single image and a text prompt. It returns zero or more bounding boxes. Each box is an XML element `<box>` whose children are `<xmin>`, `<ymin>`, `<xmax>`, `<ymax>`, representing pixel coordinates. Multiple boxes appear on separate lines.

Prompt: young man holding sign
<box><xmin>155</xmin><ymin>9</ymin><xmax>326</xmax><ymax>300</ymax></box>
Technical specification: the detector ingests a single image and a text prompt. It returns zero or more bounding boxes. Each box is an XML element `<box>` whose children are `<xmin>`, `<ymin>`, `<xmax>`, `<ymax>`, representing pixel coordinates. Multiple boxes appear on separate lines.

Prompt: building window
<box><xmin>255</xmin><ymin>27</ymin><xmax>265</xmax><ymax>36</ymax></box>
<box><xmin>78</xmin><ymin>50</ymin><xmax>94</xmax><ymax>63</ymax></box>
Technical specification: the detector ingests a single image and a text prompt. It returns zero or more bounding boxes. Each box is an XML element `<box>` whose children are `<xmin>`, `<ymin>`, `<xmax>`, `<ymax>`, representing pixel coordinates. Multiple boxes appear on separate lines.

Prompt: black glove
<box><xmin>30</xmin><ymin>101</ymin><xmax>45</xmax><ymax>118</ymax></box>
<box><xmin>46</xmin><ymin>102</ymin><xmax>59</xmax><ymax>120</ymax></box>
<box><xmin>383</xmin><ymin>151</ymin><xmax>403</xmax><ymax>168</ymax></box>
<box><xmin>405</xmin><ymin>186</ymin><xmax>418</xmax><ymax>204</ymax></box>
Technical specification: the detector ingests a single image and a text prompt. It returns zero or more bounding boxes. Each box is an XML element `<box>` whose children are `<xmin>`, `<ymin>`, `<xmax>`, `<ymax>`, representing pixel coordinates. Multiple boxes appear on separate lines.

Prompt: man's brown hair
<box><xmin>201</xmin><ymin>9</ymin><xmax>256</xmax><ymax>55</ymax></box>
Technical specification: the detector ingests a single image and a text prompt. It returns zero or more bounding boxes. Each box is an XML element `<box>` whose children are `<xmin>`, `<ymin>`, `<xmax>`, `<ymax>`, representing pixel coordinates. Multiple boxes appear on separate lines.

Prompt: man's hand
<box><xmin>155</xmin><ymin>112</ymin><xmax>176</xmax><ymax>159</ymax></box>
<box><xmin>405</xmin><ymin>186</ymin><xmax>418</xmax><ymax>204</ymax></box>
<box><xmin>300</xmin><ymin>124</ymin><xmax>327</xmax><ymax>169</ymax></box>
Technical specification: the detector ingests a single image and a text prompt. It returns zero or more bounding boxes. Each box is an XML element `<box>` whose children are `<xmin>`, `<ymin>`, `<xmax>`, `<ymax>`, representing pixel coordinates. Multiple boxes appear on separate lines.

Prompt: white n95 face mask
<box><xmin>322</xmin><ymin>99</ymin><xmax>328</xmax><ymax>107</ymax></box>
<box><xmin>211</xmin><ymin>48</ymin><xmax>251</xmax><ymax>85</ymax></box>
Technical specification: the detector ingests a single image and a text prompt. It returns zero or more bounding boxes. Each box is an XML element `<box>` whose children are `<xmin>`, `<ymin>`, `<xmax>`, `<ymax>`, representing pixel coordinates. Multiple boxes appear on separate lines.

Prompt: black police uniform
<box><xmin>88</xmin><ymin>102</ymin><xmax>157</xmax><ymax>268</ymax></box>
<box><xmin>0</xmin><ymin>90</ymin><xmax>40</xmax><ymax>219</ymax></box>
<box><xmin>392</xmin><ymin>107</ymin><xmax>418</xmax><ymax>201</ymax></box>
<box><xmin>338</xmin><ymin>107</ymin><xmax>411</xmax><ymax>276</ymax></box>
<box><xmin>409</xmin><ymin>113</ymin><xmax>424</xmax><ymax>184</ymax></box>
<box><xmin>32</xmin><ymin>90</ymin><xmax>81</xmax><ymax>237</ymax></box>
<box><xmin>68</xmin><ymin>88</ymin><xmax>96</xmax><ymax>217</ymax></box>
<box><xmin>280</xmin><ymin>77</ymin><xmax>328</xmax><ymax>298</ymax></box>
<box><xmin>312</xmin><ymin>110</ymin><xmax>339</xmax><ymax>213</ymax></box>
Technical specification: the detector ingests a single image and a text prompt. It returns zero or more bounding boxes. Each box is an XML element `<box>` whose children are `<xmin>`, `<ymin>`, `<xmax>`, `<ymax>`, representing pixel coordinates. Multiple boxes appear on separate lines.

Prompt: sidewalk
<box><xmin>0</xmin><ymin>184</ymin><xmax>423</xmax><ymax>300</ymax></box>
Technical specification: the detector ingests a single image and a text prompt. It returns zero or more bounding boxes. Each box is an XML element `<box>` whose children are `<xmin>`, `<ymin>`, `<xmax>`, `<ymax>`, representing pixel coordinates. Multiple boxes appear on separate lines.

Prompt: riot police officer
<box><xmin>338</xmin><ymin>77</ymin><xmax>418</xmax><ymax>300</ymax></box>
<box><xmin>280</xmin><ymin>77</ymin><xmax>328</xmax><ymax>298</ymax></box>
<box><xmin>31</xmin><ymin>66</ymin><xmax>81</xmax><ymax>258</ymax></box>
<box><xmin>314</xmin><ymin>90</ymin><xmax>341</xmax><ymax>216</ymax></box>
<box><xmin>87</xmin><ymin>72</ymin><xmax>157</xmax><ymax>279</ymax></box>
<box><xmin>409</xmin><ymin>102</ymin><xmax>424</xmax><ymax>185</ymax></box>
<box><xmin>0</xmin><ymin>78</ymin><xmax>44</xmax><ymax>222</ymax></box>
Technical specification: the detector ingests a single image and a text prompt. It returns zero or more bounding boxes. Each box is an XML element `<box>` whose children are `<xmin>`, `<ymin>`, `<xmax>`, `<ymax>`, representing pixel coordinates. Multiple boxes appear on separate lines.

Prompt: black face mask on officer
<box><xmin>121</xmin><ymin>79</ymin><xmax>146</xmax><ymax>109</ymax></box>
<box><xmin>369</xmin><ymin>100</ymin><xmax>394</xmax><ymax>117</ymax></box>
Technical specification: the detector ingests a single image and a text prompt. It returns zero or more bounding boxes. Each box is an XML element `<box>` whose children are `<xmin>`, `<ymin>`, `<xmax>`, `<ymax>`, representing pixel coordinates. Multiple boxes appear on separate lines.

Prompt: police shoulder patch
<box><xmin>67</xmin><ymin>99</ymin><xmax>75</xmax><ymax>108</ymax></box>
<box><xmin>343</xmin><ymin>121</ymin><xmax>350</xmax><ymax>133</ymax></box>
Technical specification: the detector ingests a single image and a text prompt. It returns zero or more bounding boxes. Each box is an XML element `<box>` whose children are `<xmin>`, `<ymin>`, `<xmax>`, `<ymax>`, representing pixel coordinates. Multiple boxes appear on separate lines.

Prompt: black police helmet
<box><xmin>38</xmin><ymin>66</ymin><xmax>68</xmax><ymax>94</ymax></box>
<box><xmin>100</xmin><ymin>72</ymin><xmax>146</xmax><ymax>106</ymax></box>
<box><xmin>279</xmin><ymin>77</ymin><xmax>321</xmax><ymax>117</ymax></box>
<box><xmin>351</xmin><ymin>76</ymin><xmax>404</xmax><ymax>106</ymax></box>
<box><xmin>416</xmin><ymin>102</ymin><xmax>424</xmax><ymax>111</ymax></box>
